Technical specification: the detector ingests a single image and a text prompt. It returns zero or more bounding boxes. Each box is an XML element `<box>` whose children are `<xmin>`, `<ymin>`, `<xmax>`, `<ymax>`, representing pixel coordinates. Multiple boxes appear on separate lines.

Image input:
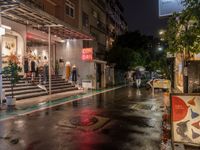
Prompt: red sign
<box><xmin>82</xmin><ymin>48</ymin><xmax>93</xmax><ymax>61</ymax></box>
<box><xmin>172</xmin><ymin>96</ymin><xmax>189</xmax><ymax>122</ymax></box>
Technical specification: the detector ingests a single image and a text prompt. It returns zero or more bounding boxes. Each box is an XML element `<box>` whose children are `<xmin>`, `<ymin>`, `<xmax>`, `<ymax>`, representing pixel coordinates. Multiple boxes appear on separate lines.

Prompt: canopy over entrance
<box><xmin>0</xmin><ymin>0</ymin><xmax>93</xmax><ymax>40</ymax></box>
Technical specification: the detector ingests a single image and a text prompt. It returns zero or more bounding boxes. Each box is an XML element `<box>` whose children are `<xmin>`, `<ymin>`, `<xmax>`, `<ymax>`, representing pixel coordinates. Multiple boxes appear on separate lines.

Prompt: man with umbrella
<box><xmin>134</xmin><ymin>66</ymin><xmax>144</xmax><ymax>88</ymax></box>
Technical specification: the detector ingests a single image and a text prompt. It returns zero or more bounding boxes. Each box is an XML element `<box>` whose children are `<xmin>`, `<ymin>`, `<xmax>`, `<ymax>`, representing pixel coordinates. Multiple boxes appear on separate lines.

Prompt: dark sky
<box><xmin>121</xmin><ymin>0</ymin><xmax>168</xmax><ymax>37</ymax></box>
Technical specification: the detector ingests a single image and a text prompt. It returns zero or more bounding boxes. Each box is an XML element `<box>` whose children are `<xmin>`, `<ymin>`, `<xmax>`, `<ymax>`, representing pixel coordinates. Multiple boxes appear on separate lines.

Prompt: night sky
<box><xmin>121</xmin><ymin>0</ymin><xmax>168</xmax><ymax>37</ymax></box>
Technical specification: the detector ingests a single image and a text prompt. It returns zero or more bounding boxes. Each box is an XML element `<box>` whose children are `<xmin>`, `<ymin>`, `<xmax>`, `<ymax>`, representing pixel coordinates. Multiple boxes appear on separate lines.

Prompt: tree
<box><xmin>2</xmin><ymin>54</ymin><xmax>22</xmax><ymax>98</ymax></box>
<box><xmin>107</xmin><ymin>31</ymin><xmax>167</xmax><ymax>74</ymax></box>
<box><xmin>165</xmin><ymin>0</ymin><xmax>200</xmax><ymax>92</ymax></box>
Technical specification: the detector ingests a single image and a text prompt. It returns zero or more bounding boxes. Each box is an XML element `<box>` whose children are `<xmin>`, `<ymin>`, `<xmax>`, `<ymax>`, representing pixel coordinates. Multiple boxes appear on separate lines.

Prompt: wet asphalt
<box><xmin>0</xmin><ymin>87</ymin><xmax>165</xmax><ymax>150</ymax></box>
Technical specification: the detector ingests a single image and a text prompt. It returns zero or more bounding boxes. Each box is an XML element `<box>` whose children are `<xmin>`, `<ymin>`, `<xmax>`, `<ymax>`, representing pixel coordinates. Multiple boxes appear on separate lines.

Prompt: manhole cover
<box><xmin>69</xmin><ymin>116</ymin><xmax>98</xmax><ymax>126</ymax></box>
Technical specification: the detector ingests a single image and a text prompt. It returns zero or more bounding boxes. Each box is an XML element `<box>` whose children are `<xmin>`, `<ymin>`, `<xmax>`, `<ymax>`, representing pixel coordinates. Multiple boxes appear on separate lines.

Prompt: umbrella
<box><xmin>135</xmin><ymin>66</ymin><xmax>145</xmax><ymax>72</ymax></box>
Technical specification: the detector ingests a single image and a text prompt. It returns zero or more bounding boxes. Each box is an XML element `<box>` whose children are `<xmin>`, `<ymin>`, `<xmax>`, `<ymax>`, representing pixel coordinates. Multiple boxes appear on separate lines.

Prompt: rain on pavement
<box><xmin>0</xmin><ymin>87</ymin><xmax>165</xmax><ymax>150</ymax></box>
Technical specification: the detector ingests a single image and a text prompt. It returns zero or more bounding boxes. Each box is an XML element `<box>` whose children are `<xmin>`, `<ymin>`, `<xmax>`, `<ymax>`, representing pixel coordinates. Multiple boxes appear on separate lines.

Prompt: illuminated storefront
<box><xmin>0</xmin><ymin>0</ymin><xmax>97</xmax><ymax>100</ymax></box>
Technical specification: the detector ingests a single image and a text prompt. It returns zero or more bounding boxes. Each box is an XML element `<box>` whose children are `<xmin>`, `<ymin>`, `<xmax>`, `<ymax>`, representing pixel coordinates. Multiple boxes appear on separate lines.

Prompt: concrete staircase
<box><xmin>3</xmin><ymin>76</ymin><xmax>78</xmax><ymax>100</ymax></box>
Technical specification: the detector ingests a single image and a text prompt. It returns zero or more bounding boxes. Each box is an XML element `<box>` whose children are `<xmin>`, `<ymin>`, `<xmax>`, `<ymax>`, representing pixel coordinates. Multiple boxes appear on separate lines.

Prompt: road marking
<box><xmin>0</xmin><ymin>86</ymin><xmax>125</xmax><ymax>122</ymax></box>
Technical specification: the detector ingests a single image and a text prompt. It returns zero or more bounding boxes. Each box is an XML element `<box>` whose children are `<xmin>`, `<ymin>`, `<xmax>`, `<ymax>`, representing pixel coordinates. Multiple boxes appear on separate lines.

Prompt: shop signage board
<box><xmin>171</xmin><ymin>94</ymin><xmax>200</xmax><ymax>146</ymax></box>
<box><xmin>159</xmin><ymin>0</ymin><xmax>184</xmax><ymax>17</ymax></box>
<box><xmin>82</xmin><ymin>48</ymin><xmax>93</xmax><ymax>61</ymax></box>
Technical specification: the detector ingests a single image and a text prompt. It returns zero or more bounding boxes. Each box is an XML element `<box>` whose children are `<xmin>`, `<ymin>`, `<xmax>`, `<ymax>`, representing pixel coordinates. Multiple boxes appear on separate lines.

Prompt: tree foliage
<box><xmin>2</xmin><ymin>54</ymin><xmax>22</xmax><ymax>98</ymax></box>
<box><xmin>107</xmin><ymin>31</ymin><xmax>167</xmax><ymax>72</ymax></box>
<box><xmin>165</xmin><ymin>0</ymin><xmax>200</xmax><ymax>59</ymax></box>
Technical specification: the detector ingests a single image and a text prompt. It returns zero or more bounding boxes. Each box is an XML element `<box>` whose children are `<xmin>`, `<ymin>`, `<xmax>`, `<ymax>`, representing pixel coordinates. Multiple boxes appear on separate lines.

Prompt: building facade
<box><xmin>0</xmin><ymin>0</ymin><xmax>127</xmax><ymax>91</ymax></box>
<box><xmin>106</xmin><ymin>0</ymin><xmax>128</xmax><ymax>49</ymax></box>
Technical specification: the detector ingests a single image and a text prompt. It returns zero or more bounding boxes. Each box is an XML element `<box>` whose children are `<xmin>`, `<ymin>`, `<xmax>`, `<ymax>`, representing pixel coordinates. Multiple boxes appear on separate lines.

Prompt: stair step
<box><xmin>4</xmin><ymin>84</ymin><xmax>74</xmax><ymax>92</ymax></box>
<box><xmin>3</xmin><ymin>80</ymin><xmax>25</xmax><ymax>85</ymax></box>
<box><xmin>4</xmin><ymin>85</ymin><xmax>38</xmax><ymax>92</ymax></box>
<box><xmin>51</xmin><ymin>87</ymin><xmax>78</xmax><ymax>94</ymax></box>
<box><xmin>15</xmin><ymin>87</ymin><xmax>78</xmax><ymax>100</ymax></box>
<box><xmin>15</xmin><ymin>92</ymin><xmax>48</xmax><ymax>100</ymax></box>
<box><xmin>26</xmin><ymin>77</ymin><xmax>64</xmax><ymax>81</ymax></box>
<box><xmin>46</xmin><ymin>84</ymin><xmax>75</xmax><ymax>90</ymax></box>
<box><xmin>3</xmin><ymin>80</ymin><xmax>65</xmax><ymax>85</ymax></box>
<box><xmin>5</xmin><ymin>88</ymin><xmax>45</xmax><ymax>96</ymax></box>
<box><xmin>2</xmin><ymin>74</ymin><xmax>78</xmax><ymax>100</ymax></box>
<box><xmin>3</xmin><ymin>82</ymin><xmax>71</xmax><ymax>88</ymax></box>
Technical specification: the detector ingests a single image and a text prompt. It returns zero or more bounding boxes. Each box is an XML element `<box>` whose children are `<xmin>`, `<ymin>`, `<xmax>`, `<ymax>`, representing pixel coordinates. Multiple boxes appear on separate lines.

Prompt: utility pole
<box><xmin>48</xmin><ymin>26</ymin><xmax>51</xmax><ymax>95</ymax></box>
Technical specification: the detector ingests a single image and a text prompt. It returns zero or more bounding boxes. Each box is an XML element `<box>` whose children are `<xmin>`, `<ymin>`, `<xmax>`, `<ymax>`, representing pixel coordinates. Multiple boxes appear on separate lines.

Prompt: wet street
<box><xmin>0</xmin><ymin>87</ymin><xmax>165</xmax><ymax>150</ymax></box>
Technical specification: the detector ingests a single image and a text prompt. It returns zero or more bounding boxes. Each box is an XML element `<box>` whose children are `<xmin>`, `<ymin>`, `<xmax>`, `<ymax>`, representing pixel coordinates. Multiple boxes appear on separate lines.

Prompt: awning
<box><xmin>0</xmin><ymin>0</ymin><xmax>93</xmax><ymax>40</ymax></box>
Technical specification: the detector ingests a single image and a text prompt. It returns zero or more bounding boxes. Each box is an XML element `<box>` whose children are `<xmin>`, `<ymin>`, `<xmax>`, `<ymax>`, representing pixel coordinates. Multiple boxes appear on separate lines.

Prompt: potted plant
<box><xmin>2</xmin><ymin>54</ymin><xmax>22</xmax><ymax>106</ymax></box>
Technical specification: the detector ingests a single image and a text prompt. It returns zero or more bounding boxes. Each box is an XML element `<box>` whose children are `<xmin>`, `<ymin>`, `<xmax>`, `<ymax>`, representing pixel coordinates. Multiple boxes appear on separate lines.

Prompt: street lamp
<box><xmin>159</xmin><ymin>30</ymin><xmax>165</xmax><ymax>35</ymax></box>
<box><xmin>158</xmin><ymin>46</ymin><xmax>164</xmax><ymax>51</ymax></box>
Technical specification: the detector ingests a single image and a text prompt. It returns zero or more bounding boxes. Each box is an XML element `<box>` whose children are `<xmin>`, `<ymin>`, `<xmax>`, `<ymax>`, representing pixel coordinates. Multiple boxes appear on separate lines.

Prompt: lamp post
<box><xmin>0</xmin><ymin>7</ymin><xmax>2</xmax><ymax>104</ymax></box>
<box><xmin>44</xmin><ymin>24</ymin><xmax>62</xmax><ymax>95</ymax></box>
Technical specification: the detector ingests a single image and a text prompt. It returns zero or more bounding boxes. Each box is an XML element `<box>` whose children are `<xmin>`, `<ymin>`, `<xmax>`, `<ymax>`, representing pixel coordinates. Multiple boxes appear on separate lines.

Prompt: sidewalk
<box><xmin>16</xmin><ymin>89</ymin><xmax>85</xmax><ymax>108</ymax></box>
<box><xmin>0</xmin><ymin>86</ymin><xmax>125</xmax><ymax>121</ymax></box>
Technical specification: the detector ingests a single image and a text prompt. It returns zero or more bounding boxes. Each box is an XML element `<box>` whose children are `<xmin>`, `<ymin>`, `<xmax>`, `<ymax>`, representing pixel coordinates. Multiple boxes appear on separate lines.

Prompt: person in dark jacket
<box><xmin>72</xmin><ymin>65</ymin><xmax>78</xmax><ymax>84</ymax></box>
<box><xmin>24</xmin><ymin>57</ymin><xmax>29</xmax><ymax>77</ymax></box>
<box><xmin>135</xmin><ymin>70</ymin><xmax>142</xmax><ymax>88</ymax></box>
<box><xmin>30</xmin><ymin>57</ymin><xmax>36</xmax><ymax>83</ymax></box>
<box><xmin>24</xmin><ymin>57</ymin><xmax>29</xmax><ymax>84</ymax></box>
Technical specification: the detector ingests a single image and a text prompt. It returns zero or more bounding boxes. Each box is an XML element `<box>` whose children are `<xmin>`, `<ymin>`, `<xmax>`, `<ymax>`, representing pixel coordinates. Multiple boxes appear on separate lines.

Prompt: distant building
<box><xmin>0</xmin><ymin>0</ymin><xmax>127</xmax><ymax>92</ymax></box>
<box><xmin>106</xmin><ymin>0</ymin><xmax>128</xmax><ymax>49</ymax></box>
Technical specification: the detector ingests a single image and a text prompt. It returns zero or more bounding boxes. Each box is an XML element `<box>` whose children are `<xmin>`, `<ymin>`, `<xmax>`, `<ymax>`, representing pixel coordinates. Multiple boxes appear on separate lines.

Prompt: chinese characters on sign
<box><xmin>82</xmin><ymin>48</ymin><xmax>93</xmax><ymax>61</ymax></box>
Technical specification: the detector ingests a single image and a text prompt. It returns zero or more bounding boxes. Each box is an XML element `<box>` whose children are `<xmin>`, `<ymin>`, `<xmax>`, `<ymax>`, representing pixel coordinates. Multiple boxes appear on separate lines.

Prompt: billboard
<box><xmin>171</xmin><ymin>94</ymin><xmax>200</xmax><ymax>146</ymax></box>
<box><xmin>159</xmin><ymin>0</ymin><xmax>184</xmax><ymax>17</ymax></box>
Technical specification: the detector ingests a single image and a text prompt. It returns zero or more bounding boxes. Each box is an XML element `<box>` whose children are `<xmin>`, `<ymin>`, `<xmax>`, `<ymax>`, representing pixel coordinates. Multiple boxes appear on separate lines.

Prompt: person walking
<box><xmin>135</xmin><ymin>69</ymin><xmax>142</xmax><ymax>88</ymax></box>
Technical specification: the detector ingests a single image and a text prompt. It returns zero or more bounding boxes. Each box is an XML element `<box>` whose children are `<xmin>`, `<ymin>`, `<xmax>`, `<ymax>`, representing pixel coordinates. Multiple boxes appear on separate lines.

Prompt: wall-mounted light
<box><xmin>0</xmin><ymin>27</ymin><xmax>5</xmax><ymax>35</ymax></box>
<box><xmin>60</xmin><ymin>39</ymin><xmax>65</xmax><ymax>43</ymax></box>
<box><xmin>1</xmin><ymin>25</ymin><xmax>11</xmax><ymax>30</ymax></box>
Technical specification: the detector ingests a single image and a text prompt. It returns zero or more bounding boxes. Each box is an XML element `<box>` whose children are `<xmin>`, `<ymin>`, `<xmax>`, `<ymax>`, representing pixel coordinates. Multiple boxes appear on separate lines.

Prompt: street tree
<box><xmin>165</xmin><ymin>0</ymin><xmax>200</xmax><ymax>92</ymax></box>
<box><xmin>107</xmin><ymin>31</ymin><xmax>167</xmax><ymax>74</ymax></box>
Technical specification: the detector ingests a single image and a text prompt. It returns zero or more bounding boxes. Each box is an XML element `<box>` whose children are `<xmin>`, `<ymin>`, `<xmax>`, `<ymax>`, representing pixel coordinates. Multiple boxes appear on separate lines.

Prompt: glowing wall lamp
<box><xmin>0</xmin><ymin>27</ymin><xmax>5</xmax><ymax>36</ymax></box>
<box><xmin>1</xmin><ymin>25</ymin><xmax>11</xmax><ymax>30</ymax></box>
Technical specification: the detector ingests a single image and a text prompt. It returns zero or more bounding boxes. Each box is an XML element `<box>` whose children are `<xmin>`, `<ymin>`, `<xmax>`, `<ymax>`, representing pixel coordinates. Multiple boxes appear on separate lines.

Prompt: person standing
<box><xmin>23</xmin><ymin>57</ymin><xmax>29</xmax><ymax>80</ymax></box>
<box><xmin>43</xmin><ymin>56</ymin><xmax>48</xmax><ymax>84</ymax></box>
<box><xmin>30</xmin><ymin>57</ymin><xmax>36</xmax><ymax>83</ymax></box>
<box><xmin>65</xmin><ymin>62</ymin><xmax>71</xmax><ymax>82</ymax></box>
<box><xmin>135</xmin><ymin>70</ymin><xmax>142</xmax><ymax>88</ymax></box>
<box><xmin>72</xmin><ymin>65</ymin><xmax>77</xmax><ymax>85</ymax></box>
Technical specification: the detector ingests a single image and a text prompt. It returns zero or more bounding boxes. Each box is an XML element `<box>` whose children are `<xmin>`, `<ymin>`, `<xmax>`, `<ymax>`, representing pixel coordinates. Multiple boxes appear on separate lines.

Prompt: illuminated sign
<box><xmin>82</xmin><ymin>48</ymin><xmax>93</xmax><ymax>61</ymax></box>
<box><xmin>159</xmin><ymin>0</ymin><xmax>184</xmax><ymax>17</ymax></box>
